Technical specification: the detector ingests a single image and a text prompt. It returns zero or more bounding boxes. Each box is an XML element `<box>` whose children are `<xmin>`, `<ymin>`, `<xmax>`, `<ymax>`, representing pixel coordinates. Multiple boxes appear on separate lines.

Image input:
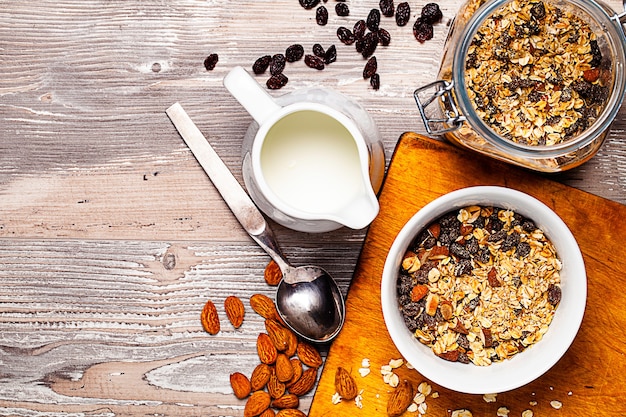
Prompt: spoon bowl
<box><xmin>166</xmin><ymin>102</ymin><xmax>346</xmax><ymax>343</ymax></box>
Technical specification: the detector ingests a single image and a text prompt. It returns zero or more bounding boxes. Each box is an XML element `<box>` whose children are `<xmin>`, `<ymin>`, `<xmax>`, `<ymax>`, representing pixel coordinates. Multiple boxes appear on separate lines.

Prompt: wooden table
<box><xmin>1</xmin><ymin>1</ymin><xmax>624</xmax><ymax>416</ymax></box>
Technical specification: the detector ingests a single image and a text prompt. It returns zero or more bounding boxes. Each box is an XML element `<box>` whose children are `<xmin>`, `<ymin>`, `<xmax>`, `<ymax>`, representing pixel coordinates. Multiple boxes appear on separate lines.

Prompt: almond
<box><xmin>271</xmin><ymin>393</ymin><xmax>299</xmax><ymax>409</ymax></box>
<box><xmin>257</xmin><ymin>333</ymin><xmax>278</xmax><ymax>365</ymax></box>
<box><xmin>334</xmin><ymin>366</ymin><xmax>358</xmax><ymax>400</ymax></box>
<box><xmin>276</xmin><ymin>409</ymin><xmax>306</xmax><ymax>417</ymax></box>
<box><xmin>410</xmin><ymin>284</ymin><xmax>429</xmax><ymax>302</ymax></box>
<box><xmin>264</xmin><ymin>259</ymin><xmax>283</xmax><ymax>286</ymax></box>
<box><xmin>230</xmin><ymin>372</ymin><xmax>252</xmax><ymax>399</ymax></box>
<box><xmin>224</xmin><ymin>295</ymin><xmax>245</xmax><ymax>328</ymax></box>
<box><xmin>200</xmin><ymin>299</ymin><xmax>220</xmax><ymax>335</ymax></box>
<box><xmin>284</xmin><ymin>326</ymin><xmax>298</xmax><ymax>357</ymax></box>
<box><xmin>267</xmin><ymin>367</ymin><xmax>286</xmax><ymax>399</ymax></box>
<box><xmin>285</xmin><ymin>358</ymin><xmax>303</xmax><ymax>388</ymax></box>
<box><xmin>387</xmin><ymin>379</ymin><xmax>414</xmax><ymax>417</ymax></box>
<box><xmin>275</xmin><ymin>353</ymin><xmax>294</xmax><ymax>383</ymax></box>
<box><xmin>439</xmin><ymin>299</ymin><xmax>454</xmax><ymax>321</ymax></box>
<box><xmin>250</xmin><ymin>363</ymin><xmax>272</xmax><ymax>391</ymax></box>
<box><xmin>250</xmin><ymin>293</ymin><xmax>279</xmax><ymax>320</ymax></box>
<box><xmin>296</xmin><ymin>341</ymin><xmax>322</xmax><ymax>368</ymax></box>
<box><xmin>244</xmin><ymin>390</ymin><xmax>271</xmax><ymax>417</ymax></box>
<box><xmin>287</xmin><ymin>367</ymin><xmax>317</xmax><ymax>396</ymax></box>
<box><xmin>265</xmin><ymin>319</ymin><xmax>290</xmax><ymax>351</ymax></box>
<box><xmin>259</xmin><ymin>410</ymin><xmax>275</xmax><ymax>417</ymax></box>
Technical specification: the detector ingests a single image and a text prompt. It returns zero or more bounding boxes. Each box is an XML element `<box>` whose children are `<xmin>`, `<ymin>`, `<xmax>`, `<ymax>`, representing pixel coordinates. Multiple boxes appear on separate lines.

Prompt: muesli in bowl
<box><xmin>381</xmin><ymin>186</ymin><xmax>586</xmax><ymax>394</ymax></box>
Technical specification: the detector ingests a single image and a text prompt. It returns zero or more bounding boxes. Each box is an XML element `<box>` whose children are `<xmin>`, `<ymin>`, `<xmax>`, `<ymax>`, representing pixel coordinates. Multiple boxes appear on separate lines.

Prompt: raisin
<box><xmin>450</xmin><ymin>242</ymin><xmax>471</xmax><ymax>259</ymax></box>
<box><xmin>454</xmin><ymin>259</ymin><xmax>472</xmax><ymax>276</ymax></box>
<box><xmin>203</xmin><ymin>54</ymin><xmax>219</xmax><ymax>71</ymax></box>
<box><xmin>590</xmin><ymin>39</ymin><xmax>602</xmax><ymax>67</ymax></box>
<box><xmin>367</xmin><ymin>8</ymin><xmax>381</xmax><ymax>31</ymax></box>
<box><xmin>500</xmin><ymin>231</ymin><xmax>521</xmax><ymax>252</ymax></box>
<box><xmin>413</xmin><ymin>17</ymin><xmax>434</xmax><ymax>43</ymax></box>
<box><xmin>395</xmin><ymin>2</ymin><xmax>410</xmax><ymax>26</ymax></box>
<box><xmin>337</xmin><ymin>26</ymin><xmax>355</xmax><ymax>45</ymax></box>
<box><xmin>516</xmin><ymin>241</ymin><xmax>531</xmax><ymax>258</ymax></box>
<box><xmin>530</xmin><ymin>1</ymin><xmax>546</xmax><ymax>20</ymax></box>
<box><xmin>421</xmin><ymin>2</ymin><xmax>443</xmax><ymax>25</ymax></box>
<box><xmin>360</xmin><ymin>31</ymin><xmax>379</xmax><ymax>58</ymax></box>
<box><xmin>252</xmin><ymin>55</ymin><xmax>271</xmax><ymax>74</ymax></box>
<box><xmin>378</xmin><ymin>28</ymin><xmax>391</xmax><ymax>46</ymax></box>
<box><xmin>353</xmin><ymin>20</ymin><xmax>366</xmax><ymax>40</ymax></box>
<box><xmin>266</xmin><ymin>73</ymin><xmax>288</xmax><ymax>90</ymax></box>
<box><xmin>270</xmin><ymin>54</ymin><xmax>286</xmax><ymax>76</ymax></box>
<box><xmin>547</xmin><ymin>284</ymin><xmax>562</xmax><ymax>306</ymax></box>
<box><xmin>363</xmin><ymin>56</ymin><xmax>377</xmax><ymax>79</ymax></box>
<box><xmin>312</xmin><ymin>43</ymin><xmax>326</xmax><ymax>58</ymax></box>
<box><xmin>370</xmin><ymin>73</ymin><xmax>380</xmax><ymax>90</ymax></box>
<box><xmin>304</xmin><ymin>54</ymin><xmax>325</xmax><ymax>70</ymax></box>
<box><xmin>316</xmin><ymin>5</ymin><xmax>328</xmax><ymax>25</ymax></box>
<box><xmin>335</xmin><ymin>2</ymin><xmax>349</xmax><ymax>16</ymax></box>
<box><xmin>324</xmin><ymin>45</ymin><xmax>337</xmax><ymax>64</ymax></box>
<box><xmin>299</xmin><ymin>0</ymin><xmax>320</xmax><ymax>9</ymax></box>
<box><xmin>285</xmin><ymin>44</ymin><xmax>304</xmax><ymax>62</ymax></box>
<box><xmin>380</xmin><ymin>0</ymin><xmax>394</xmax><ymax>17</ymax></box>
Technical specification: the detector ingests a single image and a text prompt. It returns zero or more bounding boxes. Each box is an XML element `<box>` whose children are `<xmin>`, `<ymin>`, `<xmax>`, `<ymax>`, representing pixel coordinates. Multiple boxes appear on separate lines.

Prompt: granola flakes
<box><xmin>464</xmin><ymin>0</ymin><xmax>610</xmax><ymax>146</ymax></box>
<box><xmin>397</xmin><ymin>205</ymin><xmax>562</xmax><ymax>366</ymax></box>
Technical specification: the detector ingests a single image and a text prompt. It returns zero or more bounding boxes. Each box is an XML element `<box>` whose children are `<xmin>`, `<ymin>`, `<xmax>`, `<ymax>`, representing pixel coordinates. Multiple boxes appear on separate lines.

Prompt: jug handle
<box><xmin>224</xmin><ymin>66</ymin><xmax>282</xmax><ymax>125</ymax></box>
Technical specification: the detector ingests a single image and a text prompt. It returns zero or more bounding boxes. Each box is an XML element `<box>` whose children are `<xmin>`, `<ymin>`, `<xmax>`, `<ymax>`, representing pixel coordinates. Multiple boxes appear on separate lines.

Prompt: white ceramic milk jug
<box><xmin>223</xmin><ymin>66</ymin><xmax>385</xmax><ymax>233</ymax></box>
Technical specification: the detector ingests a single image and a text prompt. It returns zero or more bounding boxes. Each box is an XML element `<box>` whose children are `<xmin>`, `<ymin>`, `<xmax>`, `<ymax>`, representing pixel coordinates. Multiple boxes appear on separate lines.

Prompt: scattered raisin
<box><xmin>252</xmin><ymin>55</ymin><xmax>271</xmax><ymax>74</ymax></box>
<box><xmin>378</xmin><ymin>28</ymin><xmax>391</xmax><ymax>46</ymax></box>
<box><xmin>203</xmin><ymin>54</ymin><xmax>219</xmax><ymax>71</ymax></box>
<box><xmin>413</xmin><ymin>17</ymin><xmax>434</xmax><ymax>43</ymax></box>
<box><xmin>313</xmin><ymin>43</ymin><xmax>326</xmax><ymax>58</ymax></box>
<box><xmin>324</xmin><ymin>44</ymin><xmax>337</xmax><ymax>64</ymax></box>
<box><xmin>421</xmin><ymin>2</ymin><xmax>443</xmax><ymax>24</ymax></box>
<box><xmin>285</xmin><ymin>44</ymin><xmax>304</xmax><ymax>62</ymax></box>
<box><xmin>270</xmin><ymin>54</ymin><xmax>286</xmax><ymax>76</ymax></box>
<box><xmin>380</xmin><ymin>0</ymin><xmax>395</xmax><ymax>17</ymax></box>
<box><xmin>266</xmin><ymin>73</ymin><xmax>288</xmax><ymax>90</ymax></box>
<box><xmin>370</xmin><ymin>73</ymin><xmax>380</xmax><ymax>90</ymax></box>
<box><xmin>337</xmin><ymin>26</ymin><xmax>355</xmax><ymax>45</ymax></box>
<box><xmin>316</xmin><ymin>5</ymin><xmax>328</xmax><ymax>25</ymax></box>
<box><xmin>353</xmin><ymin>20</ymin><xmax>366</xmax><ymax>40</ymax></box>
<box><xmin>367</xmin><ymin>8</ymin><xmax>381</xmax><ymax>31</ymax></box>
<box><xmin>360</xmin><ymin>31</ymin><xmax>379</xmax><ymax>58</ymax></box>
<box><xmin>363</xmin><ymin>56</ymin><xmax>377</xmax><ymax>79</ymax></box>
<box><xmin>304</xmin><ymin>54</ymin><xmax>325</xmax><ymax>70</ymax></box>
<box><xmin>395</xmin><ymin>2</ymin><xmax>410</xmax><ymax>26</ymax></box>
<box><xmin>299</xmin><ymin>0</ymin><xmax>320</xmax><ymax>9</ymax></box>
<box><xmin>335</xmin><ymin>2</ymin><xmax>349</xmax><ymax>16</ymax></box>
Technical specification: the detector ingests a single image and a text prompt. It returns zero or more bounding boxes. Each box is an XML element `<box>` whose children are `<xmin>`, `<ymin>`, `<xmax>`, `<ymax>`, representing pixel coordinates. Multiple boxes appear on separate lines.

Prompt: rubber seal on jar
<box><xmin>414</xmin><ymin>80</ymin><xmax>466</xmax><ymax>135</ymax></box>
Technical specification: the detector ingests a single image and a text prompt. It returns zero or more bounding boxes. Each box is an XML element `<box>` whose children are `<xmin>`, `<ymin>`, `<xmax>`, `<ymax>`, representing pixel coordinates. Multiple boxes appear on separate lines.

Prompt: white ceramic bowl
<box><xmin>381</xmin><ymin>186</ymin><xmax>586</xmax><ymax>394</ymax></box>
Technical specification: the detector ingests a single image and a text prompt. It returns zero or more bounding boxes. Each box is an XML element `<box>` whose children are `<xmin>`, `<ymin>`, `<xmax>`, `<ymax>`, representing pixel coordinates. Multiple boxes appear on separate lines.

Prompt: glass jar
<box><xmin>415</xmin><ymin>0</ymin><xmax>626</xmax><ymax>172</ymax></box>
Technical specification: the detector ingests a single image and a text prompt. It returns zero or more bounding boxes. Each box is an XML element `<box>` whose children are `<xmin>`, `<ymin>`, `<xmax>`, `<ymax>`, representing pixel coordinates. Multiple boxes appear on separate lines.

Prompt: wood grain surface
<box><xmin>1</xmin><ymin>0</ymin><xmax>625</xmax><ymax>416</ymax></box>
<box><xmin>309</xmin><ymin>133</ymin><xmax>626</xmax><ymax>417</ymax></box>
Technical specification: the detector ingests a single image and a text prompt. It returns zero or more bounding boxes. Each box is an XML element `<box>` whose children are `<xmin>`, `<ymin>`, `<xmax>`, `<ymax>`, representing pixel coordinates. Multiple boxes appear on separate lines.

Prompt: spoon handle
<box><xmin>166</xmin><ymin>102</ymin><xmax>291</xmax><ymax>272</ymax></box>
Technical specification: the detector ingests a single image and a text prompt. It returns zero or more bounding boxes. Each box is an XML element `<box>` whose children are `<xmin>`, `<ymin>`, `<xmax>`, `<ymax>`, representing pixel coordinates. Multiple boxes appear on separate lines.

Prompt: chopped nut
<box><xmin>483</xmin><ymin>393</ymin><xmax>497</xmax><ymax>402</ymax></box>
<box><xmin>550</xmin><ymin>400</ymin><xmax>563</xmax><ymax>409</ymax></box>
<box><xmin>497</xmin><ymin>406</ymin><xmax>510</xmax><ymax>417</ymax></box>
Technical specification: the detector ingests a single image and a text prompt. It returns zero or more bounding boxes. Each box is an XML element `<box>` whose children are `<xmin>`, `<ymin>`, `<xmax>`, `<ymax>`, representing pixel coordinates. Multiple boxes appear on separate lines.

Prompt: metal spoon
<box><xmin>166</xmin><ymin>102</ymin><xmax>346</xmax><ymax>343</ymax></box>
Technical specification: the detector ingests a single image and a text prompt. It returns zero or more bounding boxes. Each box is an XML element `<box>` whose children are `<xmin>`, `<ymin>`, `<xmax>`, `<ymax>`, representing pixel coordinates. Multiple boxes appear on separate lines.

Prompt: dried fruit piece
<box><xmin>410</xmin><ymin>284</ymin><xmax>429</xmax><ymax>302</ymax></box>
<box><xmin>230</xmin><ymin>372</ymin><xmax>252</xmax><ymax>399</ymax></box>
<box><xmin>335</xmin><ymin>367</ymin><xmax>358</xmax><ymax>400</ymax></box>
<box><xmin>367</xmin><ymin>8</ymin><xmax>381</xmax><ymax>31</ymax></box>
<box><xmin>437</xmin><ymin>349</ymin><xmax>461</xmax><ymax>362</ymax></box>
<box><xmin>360</xmin><ymin>31</ymin><xmax>379</xmax><ymax>58</ymax></box>
<box><xmin>271</xmin><ymin>393</ymin><xmax>300</xmax><ymax>409</ymax></box>
<box><xmin>304</xmin><ymin>54</ymin><xmax>325</xmax><ymax>70</ymax></box>
<box><xmin>335</xmin><ymin>2</ymin><xmax>349</xmax><ymax>16</ymax></box>
<box><xmin>285</xmin><ymin>44</ymin><xmax>304</xmax><ymax>63</ymax></box>
<box><xmin>250</xmin><ymin>363</ymin><xmax>272</xmax><ymax>391</ymax></box>
<box><xmin>299</xmin><ymin>0</ymin><xmax>320</xmax><ymax>9</ymax></box>
<box><xmin>324</xmin><ymin>45</ymin><xmax>337</xmax><ymax>64</ymax></box>
<box><xmin>275</xmin><ymin>353</ymin><xmax>295</xmax><ymax>383</ymax></box>
<box><xmin>203</xmin><ymin>54</ymin><xmax>219</xmax><ymax>71</ymax></box>
<box><xmin>421</xmin><ymin>2</ymin><xmax>443</xmax><ymax>24</ymax></box>
<box><xmin>337</xmin><ymin>26</ymin><xmax>355</xmax><ymax>45</ymax></box>
<box><xmin>316</xmin><ymin>5</ymin><xmax>328</xmax><ymax>25</ymax></box>
<box><xmin>296</xmin><ymin>341</ymin><xmax>323</xmax><ymax>368</ymax></box>
<box><xmin>200</xmin><ymin>299</ymin><xmax>220</xmax><ymax>335</ymax></box>
<box><xmin>267</xmin><ymin>73</ymin><xmax>289</xmax><ymax>90</ymax></box>
<box><xmin>288</xmin><ymin>367</ymin><xmax>318</xmax><ymax>396</ymax></box>
<box><xmin>312</xmin><ymin>43</ymin><xmax>326</xmax><ymax>58</ymax></box>
<box><xmin>370</xmin><ymin>73</ymin><xmax>381</xmax><ymax>90</ymax></box>
<box><xmin>264</xmin><ymin>260</ymin><xmax>283</xmax><ymax>286</ymax></box>
<box><xmin>224</xmin><ymin>295</ymin><xmax>245</xmax><ymax>328</ymax></box>
<box><xmin>270</xmin><ymin>54</ymin><xmax>286</xmax><ymax>76</ymax></box>
<box><xmin>387</xmin><ymin>379</ymin><xmax>414</xmax><ymax>417</ymax></box>
<box><xmin>425</xmin><ymin>292</ymin><xmax>439</xmax><ymax>316</ymax></box>
<box><xmin>253</xmin><ymin>55</ymin><xmax>271</xmax><ymax>74</ymax></box>
<box><xmin>583</xmin><ymin>68</ymin><xmax>600</xmax><ymax>82</ymax></box>
<box><xmin>244</xmin><ymin>391</ymin><xmax>271</xmax><ymax>417</ymax></box>
<box><xmin>257</xmin><ymin>333</ymin><xmax>278</xmax><ymax>365</ymax></box>
<box><xmin>380</xmin><ymin>0</ymin><xmax>395</xmax><ymax>17</ymax></box>
<box><xmin>395</xmin><ymin>2</ymin><xmax>410</xmax><ymax>26</ymax></box>
<box><xmin>250</xmin><ymin>294</ymin><xmax>279</xmax><ymax>320</ymax></box>
<box><xmin>413</xmin><ymin>17</ymin><xmax>434</xmax><ymax>43</ymax></box>
<box><xmin>363</xmin><ymin>56</ymin><xmax>377</xmax><ymax>79</ymax></box>
<box><xmin>378</xmin><ymin>28</ymin><xmax>391</xmax><ymax>46</ymax></box>
<box><xmin>487</xmin><ymin>267</ymin><xmax>501</xmax><ymax>287</ymax></box>
<box><xmin>353</xmin><ymin>19</ymin><xmax>366</xmax><ymax>40</ymax></box>
<box><xmin>547</xmin><ymin>283</ymin><xmax>562</xmax><ymax>306</ymax></box>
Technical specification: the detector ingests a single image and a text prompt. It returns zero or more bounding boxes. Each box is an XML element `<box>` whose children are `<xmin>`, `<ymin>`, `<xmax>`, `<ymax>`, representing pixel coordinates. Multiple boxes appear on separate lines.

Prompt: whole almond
<box><xmin>296</xmin><ymin>341</ymin><xmax>323</xmax><ymax>368</ymax></box>
<box><xmin>257</xmin><ymin>333</ymin><xmax>278</xmax><ymax>365</ymax></box>
<box><xmin>200</xmin><ymin>299</ymin><xmax>220</xmax><ymax>335</ymax></box>
<box><xmin>265</xmin><ymin>319</ymin><xmax>290</xmax><ymax>351</ymax></box>
<box><xmin>271</xmin><ymin>393</ymin><xmax>299</xmax><ymax>409</ymax></box>
<box><xmin>250</xmin><ymin>363</ymin><xmax>272</xmax><ymax>391</ymax></box>
<box><xmin>275</xmin><ymin>353</ymin><xmax>294</xmax><ymax>383</ymax></box>
<box><xmin>387</xmin><ymin>379</ymin><xmax>414</xmax><ymax>417</ymax></box>
<box><xmin>244</xmin><ymin>390</ymin><xmax>271</xmax><ymax>417</ymax></box>
<box><xmin>224</xmin><ymin>295</ymin><xmax>245</xmax><ymax>328</ymax></box>
<box><xmin>285</xmin><ymin>358</ymin><xmax>303</xmax><ymax>387</ymax></box>
<box><xmin>267</xmin><ymin>367</ymin><xmax>286</xmax><ymax>399</ymax></box>
<box><xmin>230</xmin><ymin>372</ymin><xmax>252</xmax><ymax>399</ymax></box>
<box><xmin>276</xmin><ymin>409</ymin><xmax>306</xmax><ymax>417</ymax></box>
<box><xmin>250</xmin><ymin>293</ymin><xmax>279</xmax><ymax>320</ymax></box>
<box><xmin>334</xmin><ymin>367</ymin><xmax>358</xmax><ymax>400</ymax></box>
<box><xmin>284</xmin><ymin>326</ymin><xmax>298</xmax><ymax>357</ymax></box>
<box><xmin>259</xmin><ymin>409</ymin><xmax>276</xmax><ymax>417</ymax></box>
<box><xmin>287</xmin><ymin>367</ymin><xmax>318</xmax><ymax>396</ymax></box>
<box><xmin>264</xmin><ymin>259</ymin><xmax>283</xmax><ymax>286</ymax></box>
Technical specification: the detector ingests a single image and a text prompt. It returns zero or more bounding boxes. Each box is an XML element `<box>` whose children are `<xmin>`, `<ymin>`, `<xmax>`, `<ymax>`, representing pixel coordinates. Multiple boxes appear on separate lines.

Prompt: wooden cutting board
<box><xmin>308</xmin><ymin>133</ymin><xmax>626</xmax><ymax>417</ymax></box>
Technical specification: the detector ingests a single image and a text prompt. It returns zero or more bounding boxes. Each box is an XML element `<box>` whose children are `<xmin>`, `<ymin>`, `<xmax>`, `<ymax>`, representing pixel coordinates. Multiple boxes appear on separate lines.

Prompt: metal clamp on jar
<box><xmin>415</xmin><ymin>0</ymin><xmax>626</xmax><ymax>172</ymax></box>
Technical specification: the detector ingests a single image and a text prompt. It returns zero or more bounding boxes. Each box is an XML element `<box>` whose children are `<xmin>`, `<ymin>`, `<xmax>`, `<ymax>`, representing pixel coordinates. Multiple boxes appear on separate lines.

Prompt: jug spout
<box><xmin>333</xmin><ymin>190</ymin><xmax>380</xmax><ymax>230</ymax></box>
